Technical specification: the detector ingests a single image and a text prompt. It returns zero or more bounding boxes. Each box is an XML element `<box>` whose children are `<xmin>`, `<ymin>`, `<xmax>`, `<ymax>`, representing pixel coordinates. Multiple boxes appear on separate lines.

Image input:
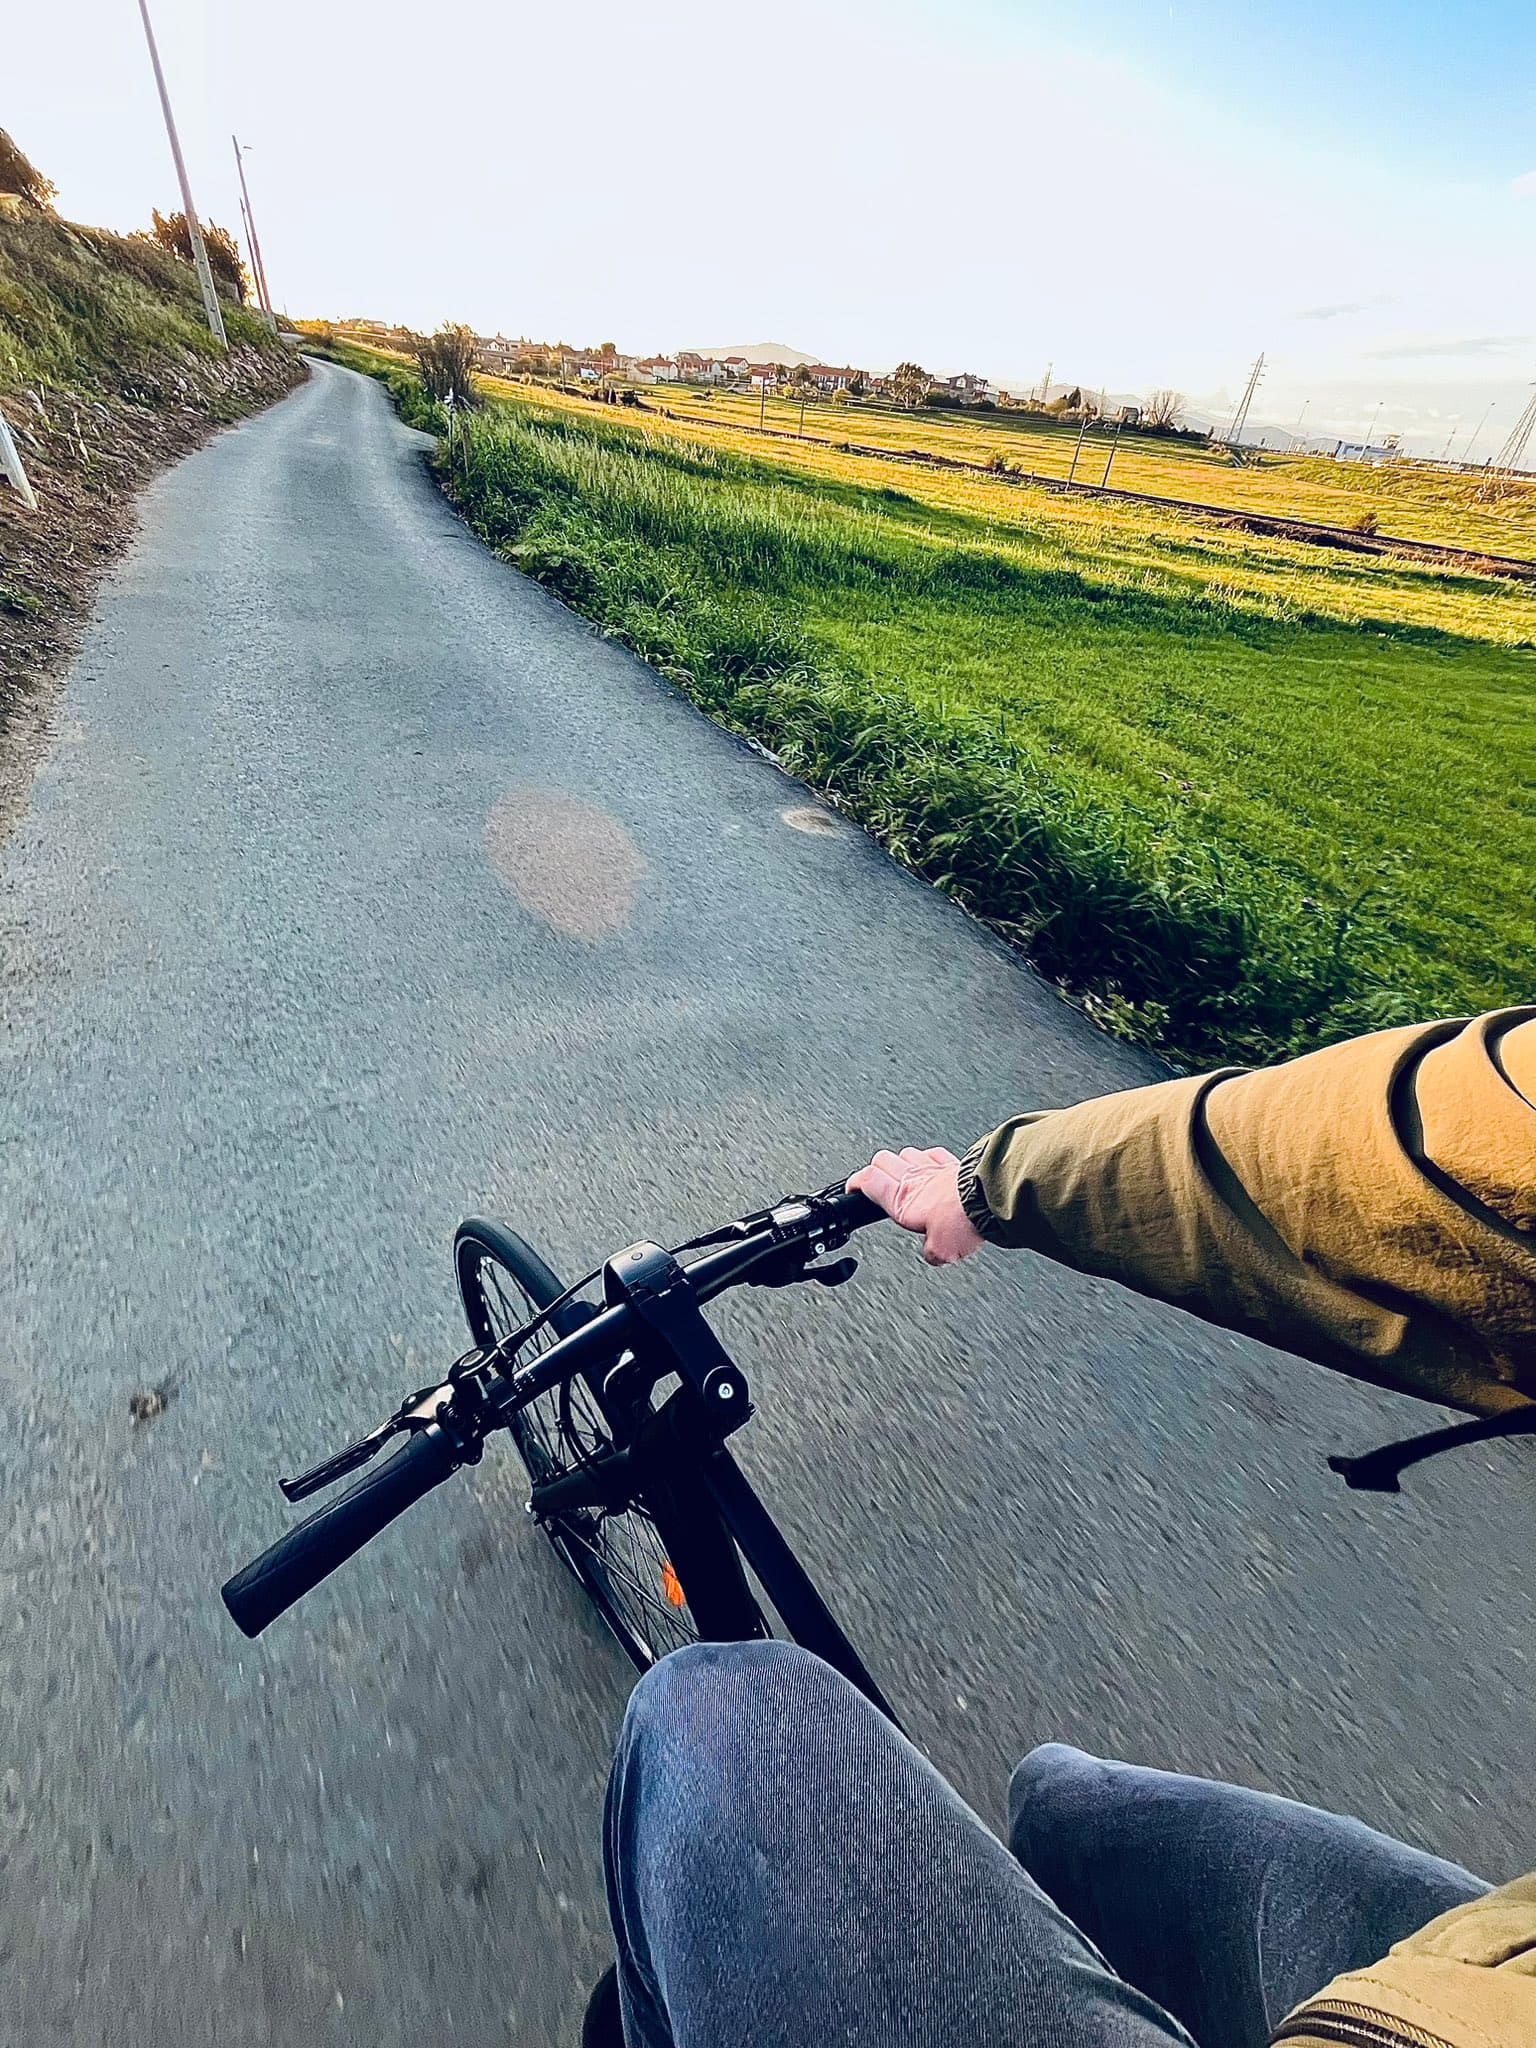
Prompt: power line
<box><xmin>1492</xmin><ymin>384</ymin><xmax>1536</xmax><ymax>477</ymax></box>
<box><xmin>1460</xmin><ymin>402</ymin><xmax>1495</xmax><ymax>465</ymax></box>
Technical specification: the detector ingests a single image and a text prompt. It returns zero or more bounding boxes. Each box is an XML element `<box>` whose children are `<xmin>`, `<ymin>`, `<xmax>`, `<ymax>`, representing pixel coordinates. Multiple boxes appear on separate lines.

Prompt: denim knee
<box><xmin>1009</xmin><ymin>1742</ymin><xmax>1112</xmax><ymax>1874</ymax></box>
<box><xmin>619</xmin><ymin>1639</ymin><xmax>843</xmax><ymax>1766</ymax></box>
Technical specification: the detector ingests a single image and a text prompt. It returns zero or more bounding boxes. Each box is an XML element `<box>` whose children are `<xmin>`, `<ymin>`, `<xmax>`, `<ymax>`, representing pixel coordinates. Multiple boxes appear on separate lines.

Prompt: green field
<box><xmin>643</xmin><ymin>388</ymin><xmax>1536</xmax><ymax>560</ymax></box>
<box><xmin>450</xmin><ymin>360</ymin><xmax>1536</xmax><ymax>561</ymax></box>
<box><xmin>328</xmin><ymin>342</ymin><xmax>1535</xmax><ymax>1063</ymax></box>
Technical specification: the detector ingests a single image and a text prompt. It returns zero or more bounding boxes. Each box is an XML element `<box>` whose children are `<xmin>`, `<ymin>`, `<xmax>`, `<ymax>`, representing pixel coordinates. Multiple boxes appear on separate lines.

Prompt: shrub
<box><xmin>0</xmin><ymin>127</ymin><xmax>55</xmax><ymax>209</ymax></box>
<box><xmin>411</xmin><ymin>324</ymin><xmax>479</xmax><ymax>409</ymax></box>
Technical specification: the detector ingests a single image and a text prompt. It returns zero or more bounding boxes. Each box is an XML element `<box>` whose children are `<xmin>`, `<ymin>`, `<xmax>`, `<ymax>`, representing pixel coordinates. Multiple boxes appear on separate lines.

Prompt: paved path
<box><xmin>1</xmin><ymin>360</ymin><xmax>1528</xmax><ymax>2047</ymax></box>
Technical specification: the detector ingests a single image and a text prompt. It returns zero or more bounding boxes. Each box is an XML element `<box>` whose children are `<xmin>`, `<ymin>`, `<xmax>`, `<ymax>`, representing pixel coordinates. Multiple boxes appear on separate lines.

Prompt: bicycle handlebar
<box><xmin>222</xmin><ymin>1426</ymin><xmax>460</xmax><ymax>1637</ymax></box>
<box><xmin>497</xmin><ymin>1185</ymin><xmax>885</xmax><ymax>1413</ymax></box>
<box><xmin>221</xmin><ymin>1182</ymin><xmax>886</xmax><ymax>1636</ymax></box>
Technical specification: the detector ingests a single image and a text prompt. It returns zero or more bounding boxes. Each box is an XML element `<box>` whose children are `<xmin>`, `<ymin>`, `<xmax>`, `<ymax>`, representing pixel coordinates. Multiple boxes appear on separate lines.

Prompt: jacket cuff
<box><xmin>957</xmin><ymin>1137</ymin><xmax>1007</xmax><ymax>1243</ymax></box>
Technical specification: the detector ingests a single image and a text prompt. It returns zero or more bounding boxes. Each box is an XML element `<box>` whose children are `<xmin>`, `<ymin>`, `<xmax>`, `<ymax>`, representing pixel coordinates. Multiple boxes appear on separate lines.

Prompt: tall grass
<box><xmin>446</xmin><ymin>402</ymin><xmax>1452</xmax><ymax>1061</ymax></box>
<box><xmin>0</xmin><ymin>211</ymin><xmax>288</xmax><ymax>405</ymax></box>
<box><xmin>334</xmin><ymin>350</ymin><xmax>1531</xmax><ymax>1063</ymax></box>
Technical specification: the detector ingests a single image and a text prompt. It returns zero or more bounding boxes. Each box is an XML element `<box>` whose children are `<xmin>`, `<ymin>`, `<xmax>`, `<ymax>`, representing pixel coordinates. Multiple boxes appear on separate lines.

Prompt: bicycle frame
<box><xmin>516</xmin><ymin>1234</ymin><xmax>902</xmax><ymax>1725</ymax></box>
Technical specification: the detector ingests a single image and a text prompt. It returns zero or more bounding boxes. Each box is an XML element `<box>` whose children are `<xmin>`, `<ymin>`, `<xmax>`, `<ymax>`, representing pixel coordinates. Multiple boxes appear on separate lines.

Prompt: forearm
<box><xmin>958</xmin><ymin>1012</ymin><xmax>1536</xmax><ymax>1415</ymax></box>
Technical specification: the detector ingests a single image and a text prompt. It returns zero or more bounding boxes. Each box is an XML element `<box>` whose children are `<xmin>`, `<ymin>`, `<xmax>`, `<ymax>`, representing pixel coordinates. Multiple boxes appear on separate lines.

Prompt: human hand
<box><xmin>847</xmin><ymin>1148</ymin><xmax>986</xmax><ymax>1267</ymax></box>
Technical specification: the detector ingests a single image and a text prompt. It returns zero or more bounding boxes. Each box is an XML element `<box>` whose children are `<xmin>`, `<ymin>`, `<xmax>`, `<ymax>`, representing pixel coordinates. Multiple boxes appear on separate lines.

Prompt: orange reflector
<box><xmin>661</xmin><ymin>1561</ymin><xmax>686</xmax><ymax>1608</ymax></box>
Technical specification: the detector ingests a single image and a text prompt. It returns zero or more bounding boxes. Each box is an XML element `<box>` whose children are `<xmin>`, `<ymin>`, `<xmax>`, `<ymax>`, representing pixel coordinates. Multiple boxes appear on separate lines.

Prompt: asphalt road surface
<box><xmin>1</xmin><ymin>361</ymin><xmax>1529</xmax><ymax>2048</ymax></box>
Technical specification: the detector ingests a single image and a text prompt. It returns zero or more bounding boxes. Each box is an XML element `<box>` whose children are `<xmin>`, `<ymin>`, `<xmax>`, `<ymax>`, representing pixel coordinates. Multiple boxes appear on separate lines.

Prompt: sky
<box><xmin>9</xmin><ymin>0</ymin><xmax>1535</xmax><ymax>457</ymax></box>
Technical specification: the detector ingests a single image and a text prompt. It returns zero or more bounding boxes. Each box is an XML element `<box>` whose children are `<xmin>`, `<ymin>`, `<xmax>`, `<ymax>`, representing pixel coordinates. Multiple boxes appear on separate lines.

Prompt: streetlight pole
<box><xmin>135</xmin><ymin>0</ymin><xmax>226</xmax><ymax>347</ymax></box>
<box><xmin>1363</xmin><ymin>399</ymin><xmax>1385</xmax><ymax>452</ymax></box>
<box><xmin>232</xmin><ymin>135</ymin><xmax>277</xmax><ymax>330</ymax></box>
<box><xmin>1292</xmin><ymin>400</ymin><xmax>1309</xmax><ymax>447</ymax></box>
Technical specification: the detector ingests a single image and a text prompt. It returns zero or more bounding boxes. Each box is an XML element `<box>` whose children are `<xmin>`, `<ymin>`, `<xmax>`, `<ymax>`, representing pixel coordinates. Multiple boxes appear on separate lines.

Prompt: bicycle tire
<box><xmin>453</xmin><ymin>1218</ymin><xmax>704</xmax><ymax>1671</ymax></box>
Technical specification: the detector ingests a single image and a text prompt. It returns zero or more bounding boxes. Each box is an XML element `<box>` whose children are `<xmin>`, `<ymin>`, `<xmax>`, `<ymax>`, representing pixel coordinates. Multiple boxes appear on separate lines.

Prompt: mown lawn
<box><xmin>327</xmin><ymin>343</ymin><xmax>1534</xmax><ymax>1062</ymax></box>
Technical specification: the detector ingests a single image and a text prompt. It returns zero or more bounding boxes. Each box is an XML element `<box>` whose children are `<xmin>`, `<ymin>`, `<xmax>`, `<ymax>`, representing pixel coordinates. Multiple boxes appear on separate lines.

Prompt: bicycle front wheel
<box><xmin>453</xmin><ymin>1218</ymin><xmax>703</xmax><ymax>1669</ymax></box>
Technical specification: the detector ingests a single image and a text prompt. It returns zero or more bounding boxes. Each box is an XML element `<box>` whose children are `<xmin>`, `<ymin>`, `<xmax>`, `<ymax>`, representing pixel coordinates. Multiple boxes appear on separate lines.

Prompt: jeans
<box><xmin>604</xmin><ymin>1642</ymin><xmax>1487</xmax><ymax>2048</ymax></box>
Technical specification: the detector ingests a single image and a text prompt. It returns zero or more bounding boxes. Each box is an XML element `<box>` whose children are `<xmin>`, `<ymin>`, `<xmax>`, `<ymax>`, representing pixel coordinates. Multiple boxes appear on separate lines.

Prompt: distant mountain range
<box><xmin>682</xmin><ymin>341</ymin><xmax>818</xmax><ymax>366</ymax></box>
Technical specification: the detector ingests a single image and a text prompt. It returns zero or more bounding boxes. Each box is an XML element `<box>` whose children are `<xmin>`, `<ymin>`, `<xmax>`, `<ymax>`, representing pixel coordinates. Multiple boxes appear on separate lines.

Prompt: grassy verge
<box><xmin>0</xmin><ymin>205</ymin><xmax>304</xmax><ymax>802</ymax></box>
<box><xmin>330</xmin><ymin>346</ymin><xmax>1533</xmax><ymax>1065</ymax></box>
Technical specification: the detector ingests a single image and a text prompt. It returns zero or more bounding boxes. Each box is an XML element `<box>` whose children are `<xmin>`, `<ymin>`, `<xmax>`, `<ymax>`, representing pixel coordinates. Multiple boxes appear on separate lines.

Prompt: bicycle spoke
<box><xmin>464</xmin><ymin>1240</ymin><xmax>702</xmax><ymax>1668</ymax></box>
<box><xmin>560</xmin><ymin>1518</ymin><xmax>695</xmax><ymax>1644</ymax></box>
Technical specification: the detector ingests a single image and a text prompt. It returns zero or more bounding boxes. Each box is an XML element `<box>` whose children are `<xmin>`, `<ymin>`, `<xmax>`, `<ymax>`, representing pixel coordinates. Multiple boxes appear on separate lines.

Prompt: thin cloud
<box><xmin>1295</xmin><ymin>300</ymin><xmax>1374</xmax><ymax>322</ymax></box>
<box><xmin>1512</xmin><ymin>170</ymin><xmax>1536</xmax><ymax>198</ymax></box>
<box><xmin>1364</xmin><ymin>335</ymin><xmax>1531</xmax><ymax>360</ymax></box>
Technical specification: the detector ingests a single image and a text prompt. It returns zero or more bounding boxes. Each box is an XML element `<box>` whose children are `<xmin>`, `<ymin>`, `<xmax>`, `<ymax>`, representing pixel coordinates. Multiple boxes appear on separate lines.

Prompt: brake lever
<box><xmin>278</xmin><ymin>1380</ymin><xmax>458</xmax><ymax>1502</ymax></box>
<box><xmin>280</xmin><ymin>1421</ymin><xmax>399</xmax><ymax>1502</ymax></box>
<box><xmin>809</xmin><ymin>1258</ymin><xmax>859</xmax><ymax>1287</ymax></box>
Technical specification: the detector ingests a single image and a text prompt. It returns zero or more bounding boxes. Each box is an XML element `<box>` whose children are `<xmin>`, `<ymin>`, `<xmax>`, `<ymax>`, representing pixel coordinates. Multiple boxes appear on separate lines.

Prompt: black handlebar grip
<box><xmin>222</xmin><ymin>1426</ymin><xmax>459</xmax><ymax>1638</ymax></box>
<box><xmin>821</xmin><ymin>1186</ymin><xmax>884</xmax><ymax>1230</ymax></box>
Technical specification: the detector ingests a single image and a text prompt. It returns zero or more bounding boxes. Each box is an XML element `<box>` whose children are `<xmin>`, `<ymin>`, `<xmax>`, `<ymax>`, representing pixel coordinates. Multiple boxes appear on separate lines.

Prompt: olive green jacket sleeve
<box><xmin>957</xmin><ymin>1010</ymin><xmax>1536</xmax><ymax>1416</ymax></box>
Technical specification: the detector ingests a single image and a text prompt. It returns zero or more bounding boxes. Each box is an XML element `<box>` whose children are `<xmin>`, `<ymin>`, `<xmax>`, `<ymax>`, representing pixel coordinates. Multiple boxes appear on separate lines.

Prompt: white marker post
<box><xmin>0</xmin><ymin>406</ymin><xmax>38</xmax><ymax>511</ymax></box>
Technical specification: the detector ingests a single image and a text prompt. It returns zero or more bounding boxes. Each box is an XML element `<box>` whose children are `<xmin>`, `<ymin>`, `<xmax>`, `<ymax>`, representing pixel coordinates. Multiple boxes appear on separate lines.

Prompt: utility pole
<box><xmin>1101</xmin><ymin>418</ymin><xmax>1123</xmax><ymax>488</ymax></box>
<box><xmin>1224</xmin><ymin>352</ymin><xmax>1264</xmax><ymax>446</ymax></box>
<box><xmin>1292</xmin><ymin>400</ymin><xmax>1309</xmax><ymax>448</ymax></box>
<box><xmin>232</xmin><ymin>135</ymin><xmax>277</xmax><ymax>331</ymax></box>
<box><xmin>1066</xmin><ymin>410</ymin><xmax>1090</xmax><ymax>484</ymax></box>
<box><xmin>1038</xmin><ymin>359</ymin><xmax>1053</xmax><ymax>405</ymax></box>
<box><xmin>759</xmin><ymin>375</ymin><xmax>768</xmax><ymax>429</ymax></box>
<box><xmin>135</xmin><ymin>0</ymin><xmax>226</xmax><ymax>347</ymax></box>
<box><xmin>1363</xmin><ymin>398</ymin><xmax>1385</xmax><ymax>453</ymax></box>
<box><xmin>798</xmin><ymin>389</ymin><xmax>808</xmax><ymax>438</ymax></box>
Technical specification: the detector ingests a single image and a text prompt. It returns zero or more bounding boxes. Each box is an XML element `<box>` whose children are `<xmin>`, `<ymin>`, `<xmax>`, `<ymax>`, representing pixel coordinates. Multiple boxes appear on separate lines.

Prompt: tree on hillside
<box><xmin>412</xmin><ymin>324</ymin><xmax>480</xmax><ymax>409</ymax></box>
<box><xmin>0</xmin><ymin>128</ymin><xmax>56</xmax><ymax>209</ymax></box>
<box><xmin>1146</xmin><ymin>387</ymin><xmax>1184</xmax><ymax>430</ymax></box>
<box><xmin>148</xmin><ymin>209</ymin><xmax>247</xmax><ymax>302</ymax></box>
<box><xmin>890</xmin><ymin>361</ymin><xmax>932</xmax><ymax>409</ymax></box>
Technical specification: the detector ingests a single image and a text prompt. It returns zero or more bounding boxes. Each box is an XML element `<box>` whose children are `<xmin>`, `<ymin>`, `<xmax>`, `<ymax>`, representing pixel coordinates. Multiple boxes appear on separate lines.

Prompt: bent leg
<box><xmin>1009</xmin><ymin>1744</ymin><xmax>1489</xmax><ymax>2048</ymax></box>
<box><xmin>604</xmin><ymin>1642</ymin><xmax>1195</xmax><ymax>2048</ymax></box>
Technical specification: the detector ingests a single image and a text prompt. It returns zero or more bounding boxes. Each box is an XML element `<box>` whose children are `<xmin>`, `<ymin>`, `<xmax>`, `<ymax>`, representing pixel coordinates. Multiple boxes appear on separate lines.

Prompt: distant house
<box><xmin>474</xmin><ymin>333</ymin><xmax>524</xmax><ymax>374</ymax></box>
<box><xmin>1116</xmin><ymin>403</ymin><xmax>1142</xmax><ymax>426</ymax></box>
<box><xmin>676</xmin><ymin>351</ymin><xmax>729</xmax><ymax>384</ymax></box>
<box><xmin>1334</xmin><ymin>439</ymin><xmax>1398</xmax><ymax>465</ymax></box>
<box><xmin>748</xmin><ymin>362</ymin><xmax>787</xmax><ymax>390</ymax></box>
<box><xmin>943</xmin><ymin>371</ymin><xmax>990</xmax><ymax>403</ymax></box>
<box><xmin>805</xmin><ymin>364</ymin><xmax>864</xmax><ymax>393</ymax></box>
<box><xmin>628</xmin><ymin>354</ymin><xmax>679</xmax><ymax>384</ymax></box>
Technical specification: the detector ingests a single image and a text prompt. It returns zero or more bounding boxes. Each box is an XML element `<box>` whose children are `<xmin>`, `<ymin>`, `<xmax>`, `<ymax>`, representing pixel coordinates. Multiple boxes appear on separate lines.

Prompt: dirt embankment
<box><xmin>0</xmin><ymin>201</ymin><xmax>306</xmax><ymax>836</ymax></box>
<box><xmin>1</xmin><ymin>353</ymin><xmax>305</xmax><ymax>835</ymax></box>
